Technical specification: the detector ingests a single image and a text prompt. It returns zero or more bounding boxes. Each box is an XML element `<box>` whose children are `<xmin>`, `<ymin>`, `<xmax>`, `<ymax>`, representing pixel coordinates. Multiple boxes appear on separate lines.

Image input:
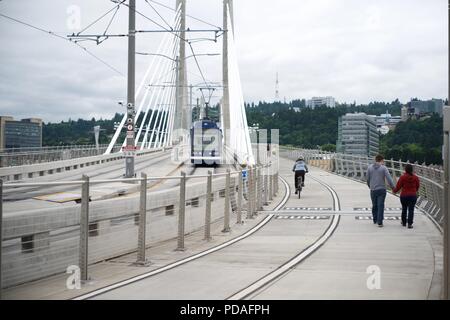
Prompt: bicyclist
<box><xmin>292</xmin><ymin>156</ymin><xmax>309</xmax><ymax>194</ymax></box>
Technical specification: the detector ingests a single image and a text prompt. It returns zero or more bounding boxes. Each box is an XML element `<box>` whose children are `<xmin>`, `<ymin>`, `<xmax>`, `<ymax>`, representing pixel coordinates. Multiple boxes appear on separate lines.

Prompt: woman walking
<box><xmin>393</xmin><ymin>164</ymin><xmax>420</xmax><ymax>229</ymax></box>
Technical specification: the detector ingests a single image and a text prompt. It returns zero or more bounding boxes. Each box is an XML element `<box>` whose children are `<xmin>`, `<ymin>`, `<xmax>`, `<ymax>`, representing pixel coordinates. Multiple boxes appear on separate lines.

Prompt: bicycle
<box><xmin>296</xmin><ymin>176</ymin><xmax>303</xmax><ymax>199</ymax></box>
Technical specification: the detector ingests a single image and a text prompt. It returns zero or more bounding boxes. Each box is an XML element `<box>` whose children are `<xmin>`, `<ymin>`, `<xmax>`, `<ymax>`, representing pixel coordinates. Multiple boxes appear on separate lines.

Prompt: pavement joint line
<box><xmin>72</xmin><ymin>171</ymin><xmax>291</xmax><ymax>300</ymax></box>
<box><xmin>226</xmin><ymin>173</ymin><xmax>341</xmax><ymax>300</ymax></box>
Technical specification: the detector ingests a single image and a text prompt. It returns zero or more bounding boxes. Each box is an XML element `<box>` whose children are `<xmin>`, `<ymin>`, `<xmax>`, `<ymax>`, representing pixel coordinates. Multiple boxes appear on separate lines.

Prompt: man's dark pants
<box><xmin>371</xmin><ymin>189</ymin><xmax>387</xmax><ymax>225</ymax></box>
<box><xmin>400</xmin><ymin>195</ymin><xmax>417</xmax><ymax>226</ymax></box>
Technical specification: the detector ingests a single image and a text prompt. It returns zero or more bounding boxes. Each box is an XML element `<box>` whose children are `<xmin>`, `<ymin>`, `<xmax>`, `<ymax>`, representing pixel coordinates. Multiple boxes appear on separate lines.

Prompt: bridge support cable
<box><xmin>164</xmin><ymin>79</ymin><xmax>178</xmax><ymax>147</ymax></box>
<box><xmin>138</xmin><ymin>6</ymin><xmax>182</xmax><ymax>150</ymax></box>
<box><xmin>154</xmin><ymin>27</ymin><xmax>181</xmax><ymax>148</ymax></box>
<box><xmin>225</xmin><ymin>5</ymin><xmax>254</xmax><ymax>165</ymax></box>
<box><xmin>105</xmin><ymin>9</ymin><xmax>181</xmax><ymax>154</ymax></box>
<box><xmin>146</xmin><ymin>42</ymin><xmax>178</xmax><ymax>149</ymax></box>
<box><xmin>134</xmin><ymin>20</ymin><xmax>180</xmax><ymax>147</ymax></box>
<box><xmin>135</xmin><ymin>36</ymin><xmax>179</xmax><ymax>148</ymax></box>
<box><xmin>152</xmin><ymin>70</ymin><xmax>176</xmax><ymax>148</ymax></box>
<box><xmin>156</xmin><ymin>79</ymin><xmax>176</xmax><ymax>148</ymax></box>
<box><xmin>147</xmin><ymin>58</ymin><xmax>178</xmax><ymax>148</ymax></box>
<box><xmin>132</xmin><ymin>20</ymin><xmax>181</xmax><ymax>149</ymax></box>
<box><xmin>134</xmin><ymin>11</ymin><xmax>182</xmax><ymax>148</ymax></box>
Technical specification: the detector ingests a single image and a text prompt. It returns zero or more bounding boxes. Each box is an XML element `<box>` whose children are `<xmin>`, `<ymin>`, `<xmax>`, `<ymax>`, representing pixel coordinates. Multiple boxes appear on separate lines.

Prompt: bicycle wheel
<box><xmin>297</xmin><ymin>177</ymin><xmax>303</xmax><ymax>199</ymax></box>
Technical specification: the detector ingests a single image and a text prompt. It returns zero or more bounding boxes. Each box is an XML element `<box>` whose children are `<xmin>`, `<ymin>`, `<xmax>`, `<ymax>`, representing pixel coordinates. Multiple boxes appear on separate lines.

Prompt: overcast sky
<box><xmin>0</xmin><ymin>0</ymin><xmax>447</xmax><ymax>123</ymax></box>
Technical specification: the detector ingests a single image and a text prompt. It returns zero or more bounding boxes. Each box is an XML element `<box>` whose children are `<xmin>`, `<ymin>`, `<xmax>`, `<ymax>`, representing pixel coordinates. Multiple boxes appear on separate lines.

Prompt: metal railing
<box><xmin>0</xmin><ymin>159</ymin><xmax>279</xmax><ymax>296</ymax></box>
<box><xmin>281</xmin><ymin>146</ymin><xmax>444</xmax><ymax>230</ymax></box>
<box><xmin>0</xmin><ymin>144</ymin><xmax>123</xmax><ymax>168</ymax></box>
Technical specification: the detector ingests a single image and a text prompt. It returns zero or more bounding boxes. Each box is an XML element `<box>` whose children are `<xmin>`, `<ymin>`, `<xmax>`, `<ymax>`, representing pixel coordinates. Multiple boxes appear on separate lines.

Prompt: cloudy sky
<box><xmin>0</xmin><ymin>0</ymin><xmax>447</xmax><ymax>122</ymax></box>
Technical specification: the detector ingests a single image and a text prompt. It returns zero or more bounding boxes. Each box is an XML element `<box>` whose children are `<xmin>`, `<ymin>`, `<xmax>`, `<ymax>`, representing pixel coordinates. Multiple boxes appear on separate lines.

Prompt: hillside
<box><xmin>41</xmin><ymin>100</ymin><xmax>443</xmax><ymax>164</ymax></box>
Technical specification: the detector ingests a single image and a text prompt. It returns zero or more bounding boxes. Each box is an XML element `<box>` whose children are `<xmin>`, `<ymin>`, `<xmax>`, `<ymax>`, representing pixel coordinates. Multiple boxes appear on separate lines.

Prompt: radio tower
<box><xmin>275</xmin><ymin>72</ymin><xmax>280</xmax><ymax>101</ymax></box>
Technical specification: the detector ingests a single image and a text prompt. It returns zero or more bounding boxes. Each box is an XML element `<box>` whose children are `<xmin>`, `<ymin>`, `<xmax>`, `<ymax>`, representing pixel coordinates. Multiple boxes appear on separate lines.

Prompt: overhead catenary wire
<box><xmin>117</xmin><ymin>3</ymin><xmax>213</xmax><ymax>103</ymax></box>
<box><xmin>147</xmin><ymin>0</ymin><xmax>222</xmax><ymax>30</ymax></box>
<box><xmin>0</xmin><ymin>13</ymin><xmax>124</xmax><ymax>77</ymax></box>
<box><xmin>144</xmin><ymin>0</ymin><xmax>174</xmax><ymax>31</ymax></box>
<box><xmin>76</xmin><ymin>0</ymin><xmax>125</xmax><ymax>36</ymax></box>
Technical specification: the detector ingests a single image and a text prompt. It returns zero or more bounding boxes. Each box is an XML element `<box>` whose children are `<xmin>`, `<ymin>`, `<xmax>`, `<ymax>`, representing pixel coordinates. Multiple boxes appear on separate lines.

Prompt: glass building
<box><xmin>0</xmin><ymin>116</ymin><xmax>43</xmax><ymax>149</ymax></box>
<box><xmin>336</xmin><ymin>113</ymin><xmax>379</xmax><ymax>157</ymax></box>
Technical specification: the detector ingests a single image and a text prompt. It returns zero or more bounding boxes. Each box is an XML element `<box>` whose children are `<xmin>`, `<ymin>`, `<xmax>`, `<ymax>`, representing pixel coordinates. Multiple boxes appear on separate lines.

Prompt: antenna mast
<box><xmin>275</xmin><ymin>72</ymin><xmax>280</xmax><ymax>101</ymax></box>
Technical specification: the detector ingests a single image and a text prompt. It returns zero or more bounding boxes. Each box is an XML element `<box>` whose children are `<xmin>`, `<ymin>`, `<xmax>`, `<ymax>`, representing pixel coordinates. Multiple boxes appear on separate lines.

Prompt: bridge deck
<box><xmin>2</xmin><ymin>158</ymin><xmax>442</xmax><ymax>299</ymax></box>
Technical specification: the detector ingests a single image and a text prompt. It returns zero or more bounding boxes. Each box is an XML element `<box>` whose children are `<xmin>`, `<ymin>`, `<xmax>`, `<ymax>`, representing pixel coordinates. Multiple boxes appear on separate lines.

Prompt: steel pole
<box><xmin>0</xmin><ymin>179</ymin><xmax>3</xmax><ymax>299</ymax></box>
<box><xmin>443</xmin><ymin>106</ymin><xmax>450</xmax><ymax>299</ymax></box>
<box><xmin>204</xmin><ymin>171</ymin><xmax>212</xmax><ymax>240</ymax></box>
<box><xmin>177</xmin><ymin>172</ymin><xmax>186</xmax><ymax>251</ymax></box>
<box><xmin>125</xmin><ymin>0</ymin><xmax>136</xmax><ymax>178</ymax></box>
<box><xmin>179</xmin><ymin>0</ymin><xmax>187</xmax><ymax>135</ymax></box>
<box><xmin>222</xmin><ymin>169</ymin><xmax>231</xmax><ymax>232</ymax></box>
<box><xmin>174</xmin><ymin>56</ymin><xmax>180</xmax><ymax>144</ymax></box>
<box><xmin>247</xmin><ymin>167</ymin><xmax>253</xmax><ymax>219</ymax></box>
<box><xmin>237</xmin><ymin>171</ymin><xmax>243</xmax><ymax>224</ymax></box>
<box><xmin>79</xmin><ymin>175</ymin><xmax>90</xmax><ymax>282</ymax></box>
<box><xmin>136</xmin><ymin>173</ymin><xmax>148</xmax><ymax>265</ymax></box>
<box><xmin>222</xmin><ymin>0</ymin><xmax>230</xmax><ymax>152</ymax></box>
<box><xmin>189</xmin><ymin>84</ymin><xmax>193</xmax><ymax>130</ymax></box>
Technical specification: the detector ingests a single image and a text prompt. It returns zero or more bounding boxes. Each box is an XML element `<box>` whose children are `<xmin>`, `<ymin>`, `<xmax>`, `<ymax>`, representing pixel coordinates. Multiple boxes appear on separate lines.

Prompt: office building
<box><xmin>306</xmin><ymin>96</ymin><xmax>336</xmax><ymax>109</ymax></box>
<box><xmin>410</xmin><ymin>99</ymin><xmax>444</xmax><ymax>117</ymax></box>
<box><xmin>0</xmin><ymin>116</ymin><xmax>43</xmax><ymax>149</ymax></box>
<box><xmin>374</xmin><ymin>111</ymin><xmax>402</xmax><ymax>134</ymax></box>
<box><xmin>336</xmin><ymin>113</ymin><xmax>379</xmax><ymax>157</ymax></box>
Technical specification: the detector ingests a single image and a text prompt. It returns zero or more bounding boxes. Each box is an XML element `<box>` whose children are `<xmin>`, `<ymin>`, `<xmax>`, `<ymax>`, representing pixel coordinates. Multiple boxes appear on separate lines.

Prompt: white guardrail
<box><xmin>0</xmin><ymin>152</ymin><xmax>279</xmax><ymax>294</ymax></box>
<box><xmin>281</xmin><ymin>146</ymin><xmax>444</xmax><ymax>230</ymax></box>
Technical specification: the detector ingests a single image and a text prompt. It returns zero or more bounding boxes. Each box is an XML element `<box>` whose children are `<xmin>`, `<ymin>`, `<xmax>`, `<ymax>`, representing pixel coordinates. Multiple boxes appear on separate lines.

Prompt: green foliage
<box><xmin>42</xmin><ymin>99</ymin><xmax>443</xmax><ymax>165</ymax></box>
<box><xmin>321</xmin><ymin>144</ymin><xmax>336</xmax><ymax>152</ymax></box>
<box><xmin>380</xmin><ymin>114</ymin><xmax>443</xmax><ymax>165</ymax></box>
<box><xmin>246</xmin><ymin>100</ymin><xmax>442</xmax><ymax>165</ymax></box>
<box><xmin>43</xmin><ymin>113</ymin><xmax>126</xmax><ymax>146</ymax></box>
<box><xmin>246</xmin><ymin>99</ymin><xmax>402</xmax><ymax>149</ymax></box>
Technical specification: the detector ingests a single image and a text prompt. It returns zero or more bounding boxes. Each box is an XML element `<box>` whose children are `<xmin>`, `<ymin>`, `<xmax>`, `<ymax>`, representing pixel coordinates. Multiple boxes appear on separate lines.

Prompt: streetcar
<box><xmin>190</xmin><ymin>119</ymin><xmax>222</xmax><ymax>166</ymax></box>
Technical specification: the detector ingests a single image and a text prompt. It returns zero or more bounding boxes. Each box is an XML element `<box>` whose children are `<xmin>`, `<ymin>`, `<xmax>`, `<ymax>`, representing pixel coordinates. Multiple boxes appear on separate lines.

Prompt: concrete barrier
<box><xmin>0</xmin><ymin>148</ymin><xmax>167</xmax><ymax>182</ymax></box>
<box><xmin>1</xmin><ymin>174</ymin><xmax>233</xmax><ymax>288</ymax></box>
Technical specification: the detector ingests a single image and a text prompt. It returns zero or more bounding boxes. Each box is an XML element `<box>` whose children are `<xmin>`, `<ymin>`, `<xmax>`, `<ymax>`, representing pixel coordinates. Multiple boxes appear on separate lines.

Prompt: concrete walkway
<box><xmin>251</xmin><ymin>159</ymin><xmax>443</xmax><ymax>299</ymax></box>
<box><xmin>2</xmin><ymin>157</ymin><xmax>443</xmax><ymax>299</ymax></box>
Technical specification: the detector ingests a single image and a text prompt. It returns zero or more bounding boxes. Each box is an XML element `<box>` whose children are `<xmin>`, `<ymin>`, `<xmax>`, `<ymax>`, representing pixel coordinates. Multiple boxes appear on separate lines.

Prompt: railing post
<box><xmin>389</xmin><ymin>158</ymin><xmax>397</xmax><ymax>184</ymax></box>
<box><xmin>204</xmin><ymin>171</ymin><xmax>212</xmax><ymax>240</ymax></box>
<box><xmin>254</xmin><ymin>166</ymin><xmax>259</xmax><ymax>214</ymax></box>
<box><xmin>176</xmin><ymin>172</ymin><xmax>186</xmax><ymax>251</ymax></box>
<box><xmin>247</xmin><ymin>166</ymin><xmax>253</xmax><ymax>219</ymax></box>
<box><xmin>0</xmin><ymin>179</ymin><xmax>3</xmax><ymax>300</ymax></box>
<box><xmin>269</xmin><ymin>164</ymin><xmax>273</xmax><ymax>201</ymax></box>
<box><xmin>359</xmin><ymin>156</ymin><xmax>365</xmax><ymax>180</ymax></box>
<box><xmin>263</xmin><ymin>165</ymin><xmax>269</xmax><ymax>205</ymax></box>
<box><xmin>257</xmin><ymin>167</ymin><xmax>263</xmax><ymax>211</ymax></box>
<box><xmin>79</xmin><ymin>175</ymin><xmax>90</xmax><ymax>282</ymax></box>
<box><xmin>136</xmin><ymin>173</ymin><xmax>149</xmax><ymax>265</ymax></box>
<box><xmin>222</xmin><ymin>169</ymin><xmax>231</xmax><ymax>233</ymax></box>
<box><xmin>237</xmin><ymin>171</ymin><xmax>243</xmax><ymax>224</ymax></box>
<box><xmin>352</xmin><ymin>157</ymin><xmax>357</xmax><ymax>178</ymax></box>
<box><xmin>274</xmin><ymin>171</ymin><xmax>279</xmax><ymax>195</ymax></box>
